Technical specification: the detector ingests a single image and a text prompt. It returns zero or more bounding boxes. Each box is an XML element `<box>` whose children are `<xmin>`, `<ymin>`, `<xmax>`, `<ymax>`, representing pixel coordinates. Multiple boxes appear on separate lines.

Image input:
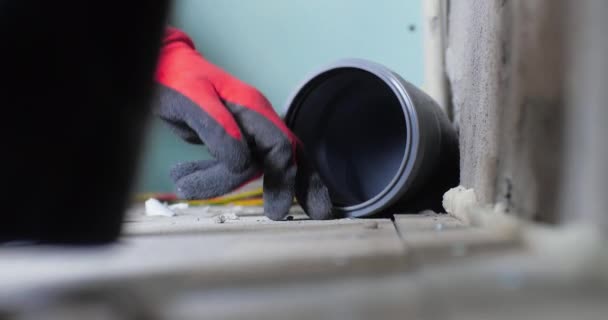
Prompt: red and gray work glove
<box><xmin>153</xmin><ymin>27</ymin><xmax>333</xmax><ymax>220</ymax></box>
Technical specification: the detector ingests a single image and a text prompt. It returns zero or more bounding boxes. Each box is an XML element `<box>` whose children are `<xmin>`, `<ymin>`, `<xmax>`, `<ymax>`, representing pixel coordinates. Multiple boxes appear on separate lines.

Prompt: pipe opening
<box><xmin>290</xmin><ymin>68</ymin><xmax>408</xmax><ymax>208</ymax></box>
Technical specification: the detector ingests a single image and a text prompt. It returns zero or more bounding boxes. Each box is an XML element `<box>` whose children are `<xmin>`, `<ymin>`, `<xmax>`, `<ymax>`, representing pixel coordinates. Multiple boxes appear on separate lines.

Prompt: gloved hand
<box><xmin>153</xmin><ymin>27</ymin><xmax>333</xmax><ymax>220</ymax></box>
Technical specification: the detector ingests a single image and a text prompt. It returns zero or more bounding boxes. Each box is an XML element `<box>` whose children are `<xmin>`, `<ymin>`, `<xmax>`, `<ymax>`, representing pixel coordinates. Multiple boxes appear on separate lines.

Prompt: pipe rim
<box><xmin>284</xmin><ymin>59</ymin><xmax>421</xmax><ymax>217</ymax></box>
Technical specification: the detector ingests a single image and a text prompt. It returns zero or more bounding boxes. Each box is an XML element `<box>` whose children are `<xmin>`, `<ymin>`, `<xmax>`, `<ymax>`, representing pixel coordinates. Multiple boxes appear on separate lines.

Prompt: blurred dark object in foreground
<box><xmin>0</xmin><ymin>1</ymin><xmax>170</xmax><ymax>244</ymax></box>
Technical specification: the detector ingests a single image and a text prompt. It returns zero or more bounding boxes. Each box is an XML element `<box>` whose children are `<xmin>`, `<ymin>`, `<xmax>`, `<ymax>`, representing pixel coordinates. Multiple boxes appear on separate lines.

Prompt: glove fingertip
<box><xmin>294</xmin><ymin>147</ymin><xmax>335</xmax><ymax>220</ymax></box>
<box><xmin>173</xmin><ymin>171</ymin><xmax>224</xmax><ymax>200</ymax></box>
<box><xmin>262</xmin><ymin>185</ymin><xmax>295</xmax><ymax>221</ymax></box>
<box><xmin>297</xmin><ymin>173</ymin><xmax>334</xmax><ymax>220</ymax></box>
<box><xmin>263</xmin><ymin>197</ymin><xmax>293</xmax><ymax>221</ymax></box>
<box><xmin>170</xmin><ymin>162</ymin><xmax>199</xmax><ymax>183</ymax></box>
<box><xmin>174</xmin><ymin>179</ymin><xmax>200</xmax><ymax>200</ymax></box>
<box><xmin>170</xmin><ymin>160</ymin><xmax>218</xmax><ymax>183</ymax></box>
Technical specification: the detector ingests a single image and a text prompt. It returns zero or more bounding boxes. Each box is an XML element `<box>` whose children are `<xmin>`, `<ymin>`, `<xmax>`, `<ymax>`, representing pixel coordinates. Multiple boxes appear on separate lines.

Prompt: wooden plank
<box><xmin>400</xmin><ymin>228</ymin><xmax>521</xmax><ymax>264</ymax></box>
<box><xmin>0</xmin><ymin>217</ymin><xmax>407</xmax><ymax>298</ymax></box>
<box><xmin>124</xmin><ymin>205</ymin><xmax>390</xmax><ymax>236</ymax></box>
<box><xmin>1</xmin><ymin>272</ymin><xmax>421</xmax><ymax>320</ymax></box>
<box><xmin>393</xmin><ymin>212</ymin><xmax>467</xmax><ymax>233</ymax></box>
<box><xmin>394</xmin><ymin>212</ymin><xmax>521</xmax><ymax>263</ymax></box>
<box><xmin>3</xmin><ymin>229</ymin><xmax>606</xmax><ymax>320</ymax></box>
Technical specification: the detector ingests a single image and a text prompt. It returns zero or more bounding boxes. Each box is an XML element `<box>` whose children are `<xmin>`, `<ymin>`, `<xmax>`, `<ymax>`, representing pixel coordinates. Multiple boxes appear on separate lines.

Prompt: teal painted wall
<box><xmin>136</xmin><ymin>0</ymin><xmax>423</xmax><ymax>193</ymax></box>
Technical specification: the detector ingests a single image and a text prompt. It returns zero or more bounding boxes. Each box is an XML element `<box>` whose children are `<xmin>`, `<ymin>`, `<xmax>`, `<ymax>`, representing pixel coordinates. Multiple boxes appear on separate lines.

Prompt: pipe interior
<box><xmin>291</xmin><ymin>68</ymin><xmax>408</xmax><ymax>207</ymax></box>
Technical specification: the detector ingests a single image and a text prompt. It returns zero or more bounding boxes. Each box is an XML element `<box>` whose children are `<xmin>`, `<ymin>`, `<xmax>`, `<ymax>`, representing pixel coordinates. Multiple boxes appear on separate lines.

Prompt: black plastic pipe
<box><xmin>284</xmin><ymin>59</ymin><xmax>459</xmax><ymax>218</ymax></box>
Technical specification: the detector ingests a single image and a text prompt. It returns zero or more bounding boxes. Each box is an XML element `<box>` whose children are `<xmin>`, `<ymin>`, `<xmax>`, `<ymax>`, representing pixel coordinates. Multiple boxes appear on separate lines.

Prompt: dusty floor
<box><xmin>0</xmin><ymin>205</ymin><xmax>606</xmax><ymax>319</ymax></box>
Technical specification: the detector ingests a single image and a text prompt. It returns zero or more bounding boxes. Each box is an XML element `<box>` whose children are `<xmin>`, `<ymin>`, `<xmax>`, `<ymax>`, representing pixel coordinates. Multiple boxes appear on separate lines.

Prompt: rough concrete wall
<box><xmin>561</xmin><ymin>0</ymin><xmax>608</xmax><ymax>232</ymax></box>
<box><xmin>445</xmin><ymin>0</ymin><xmax>510</xmax><ymax>206</ymax></box>
<box><xmin>493</xmin><ymin>0</ymin><xmax>565</xmax><ymax>223</ymax></box>
<box><xmin>446</xmin><ymin>0</ymin><xmax>566</xmax><ymax>222</ymax></box>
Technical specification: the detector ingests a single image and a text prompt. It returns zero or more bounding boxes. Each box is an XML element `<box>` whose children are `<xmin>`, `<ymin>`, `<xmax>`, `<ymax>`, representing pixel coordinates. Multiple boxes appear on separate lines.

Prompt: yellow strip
<box><xmin>229</xmin><ymin>198</ymin><xmax>264</xmax><ymax>206</ymax></box>
<box><xmin>136</xmin><ymin>187</ymin><xmax>264</xmax><ymax>204</ymax></box>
